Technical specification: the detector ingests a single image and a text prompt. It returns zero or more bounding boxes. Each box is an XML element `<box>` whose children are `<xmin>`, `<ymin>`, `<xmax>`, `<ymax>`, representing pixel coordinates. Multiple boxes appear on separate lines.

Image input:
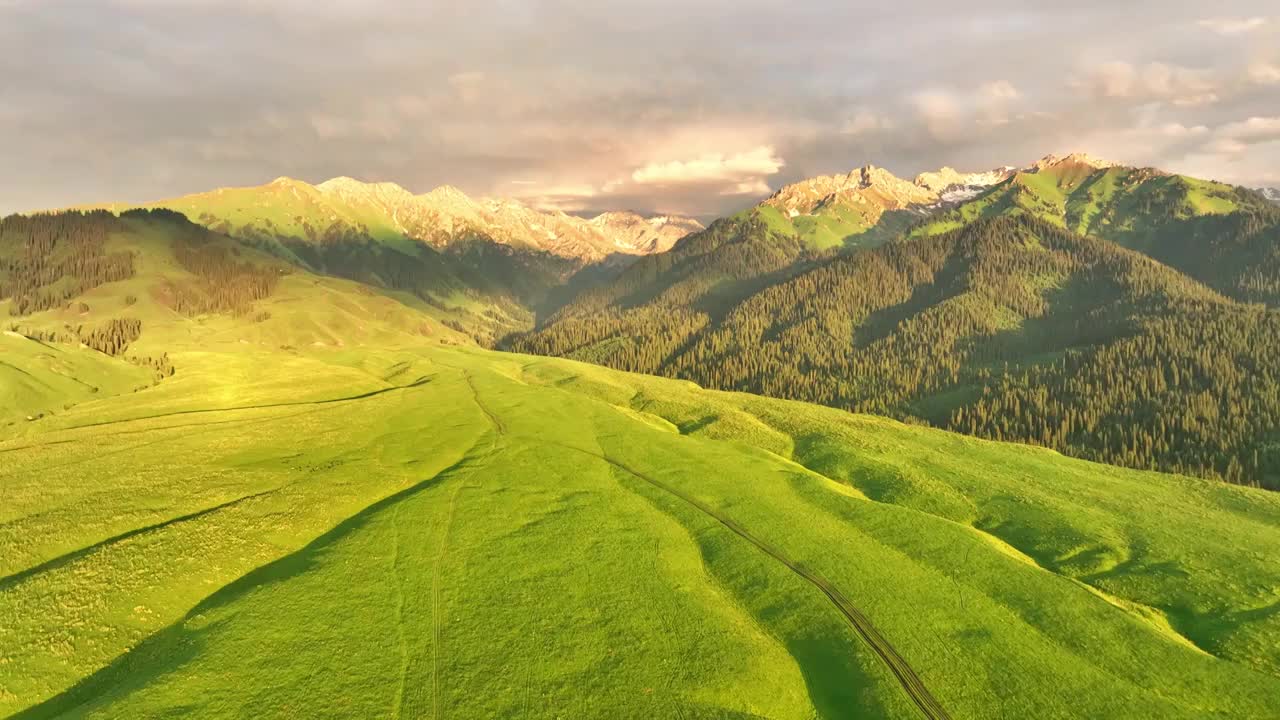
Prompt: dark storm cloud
<box><xmin>1</xmin><ymin>0</ymin><xmax>1277</xmax><ymax>218</ymax></box>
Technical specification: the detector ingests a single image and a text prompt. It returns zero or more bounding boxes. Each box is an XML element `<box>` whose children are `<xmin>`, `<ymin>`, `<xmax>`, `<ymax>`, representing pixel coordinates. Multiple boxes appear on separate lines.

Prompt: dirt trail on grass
<box><xmin>460</xmin><ymin>370</ymin><xmax>506</xmax><ymax>436</ymax></box>
<box><xmin>440</xmin><ymin>367</ymin><xmax>949</xmax><ymax>719</ymax></box>
<box><xmin>428</xmin><ymin>366</ymin><xmax>505</xmax><ymax>719</ymax></box>
<box><xmin>556</xmin><ymin>442</ymin><xmax>953</xmax><ymax>720</ymax></box>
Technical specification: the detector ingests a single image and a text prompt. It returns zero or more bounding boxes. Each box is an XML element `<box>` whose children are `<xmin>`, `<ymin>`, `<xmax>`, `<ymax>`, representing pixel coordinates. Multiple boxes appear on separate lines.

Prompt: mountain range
<box><xmin>7</xmin><ymin>152</ymin><xmax>1279</xmax><ymax>487</ymax></box>
<box><xmin>5</xmin><ymin>149</ymin><xmax>1280</xmax><ymax>718</ymax></box>
<box><xmin>513</xmin><ymin>153</ymin><xmax>1280</xmax><ymax>488</ymax></box>
<box><xmin>77</xmin><ymin>178</ymin><xmax>701</xmax><ymax>343</ymax></box>
<box><xmin>97</xmin><ymin>176</ymin><xmax>702</xmax><ymax>264</ymax></box>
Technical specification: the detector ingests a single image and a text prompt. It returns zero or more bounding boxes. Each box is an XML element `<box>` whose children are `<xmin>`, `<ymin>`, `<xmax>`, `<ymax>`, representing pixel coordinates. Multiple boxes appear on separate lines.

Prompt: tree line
<box><xmin>140</xmin><ymin>210</ymin><xmax>284</xmax><ymax>316</ymax></box>
<box><xmin>0</xmin><ymin>211</ymin><xmax>135</xmax><ymax>316</ymax></box>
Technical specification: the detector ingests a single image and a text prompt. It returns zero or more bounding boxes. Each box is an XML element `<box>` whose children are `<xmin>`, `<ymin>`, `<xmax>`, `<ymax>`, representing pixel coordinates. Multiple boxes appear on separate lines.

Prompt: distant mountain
<box><xmin>588</xmin><ymin>211</ymin><xmax>703</xmax><ymax>253</ymax></box>
<box><xmin>78</xmin><ymin>177</ymin><xmax>702</xmax><ymax>341</ymax></box>
<box><xmin>913</xmin><ymin>154</ymin><xmax>1280</xmax><ymax>304</ymax></box>
<box><xmin>102</xmin><ymin>176</ymin><xmax>701</xmax><ymax>267</ymax></box>
<box><xmin>1258</xmin><ymin>187</ymin><xmax>1280</xmax><ymax>204</ymax></box>
<box><xmin>915</xmin><ymin>165</ymin><xmax>1018</xmax><ymax>204</ymax></box>
<box><xmin>755</xmin><ymin>162</ymin><xmax>1014</xmax><ymax>251</ymax></box>
<box><xmin>513</xmin><ymin>154</ymin><xmax>1280</xmax><ymax>488</ymax></box>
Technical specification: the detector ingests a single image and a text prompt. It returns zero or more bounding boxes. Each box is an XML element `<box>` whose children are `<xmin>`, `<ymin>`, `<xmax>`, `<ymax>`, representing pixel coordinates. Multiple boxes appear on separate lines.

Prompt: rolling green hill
<box><xmin>0</xmin><ymin>210</ymin><xmax>481</xmax><ymax>378</ymax></box>
<box><xmin>3</xmin><ymin>343</ymin><xmax>1280</xmax><ymax>719</ymax></box>
<box><xmin>3</xmin><ymin>204</ymin><xmax>1280</xmax><ymax>718</ymax></box>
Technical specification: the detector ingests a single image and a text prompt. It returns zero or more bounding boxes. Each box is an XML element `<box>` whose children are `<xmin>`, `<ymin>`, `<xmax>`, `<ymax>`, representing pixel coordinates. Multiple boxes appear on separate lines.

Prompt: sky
<box><xmin>1</xmin><ymin>1</ymin><xmax>1278</xmax><ymax>219</ymax></box>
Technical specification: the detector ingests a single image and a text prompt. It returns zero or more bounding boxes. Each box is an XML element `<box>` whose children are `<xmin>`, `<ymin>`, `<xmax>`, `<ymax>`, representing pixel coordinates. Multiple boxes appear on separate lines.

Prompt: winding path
<box><xmin>550</xmin><ymin>441</ymin><xmax>953</xmax><ymax>720</ymax></box>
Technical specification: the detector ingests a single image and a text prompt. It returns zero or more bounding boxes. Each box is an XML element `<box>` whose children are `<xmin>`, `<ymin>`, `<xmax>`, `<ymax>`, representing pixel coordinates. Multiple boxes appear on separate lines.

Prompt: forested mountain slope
<box><xmin>515</xmin><ymin>210</ymin><xmax>1280</xmax><ymax>488</ymax></box>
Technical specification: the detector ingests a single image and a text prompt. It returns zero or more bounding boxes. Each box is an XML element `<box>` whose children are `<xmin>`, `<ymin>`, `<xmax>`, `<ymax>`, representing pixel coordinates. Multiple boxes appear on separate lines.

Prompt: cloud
<box><xmin>911</xmin><ymin>90</ymin><xmax>963</xmax><ymax>139</ymax></box>
<box><xmin>1249</xmin><ymin>62</ymin><xmax>1280</xmax><ymax>85</ymax></box>
<box><xmin>3</xmin><ymin>0</ymin><xmax>1280</xmax><ymax>215</ymax></box>
<box><xmin>1071</xmin><ymin>61</ymin><xmax>1216</xmax><ymax>106</ymax></box>
<box><xmin>630</xmin><ymin>146</ymin><xmax>784</xmax><ymax>189</ymax></box>
<box><xmin>1217</xmin><ymin>116</ymin><xmax>1280</xmax><ymax>148</ymax></box>
<box><xmin>504</xmin><ymin>145</ymin><xmax>785</xmax><ymax>216</ymax></box>
<box><xmin>978</xmin><ymin>80</ymin><xmax>1020</xmax><ymax>124</ymax></box>
<box><xmin>980</xmin><ymin>80</ymin><xmax>1020</xmax><ymax>101</ymax></box>
<box><xmin>909</xmin><ymin>81</ymin><xmax>1021</xmax><ymax>136</ymax></box>
<box><xmin>1198</xmin><ymin>17</ymin><xmax>1270</xmax><ymax>35</ymax></box>
<box><xmin>447</xmin><ymin>71</ymin><xmax>486</xmax><ymax>105</ymax></box>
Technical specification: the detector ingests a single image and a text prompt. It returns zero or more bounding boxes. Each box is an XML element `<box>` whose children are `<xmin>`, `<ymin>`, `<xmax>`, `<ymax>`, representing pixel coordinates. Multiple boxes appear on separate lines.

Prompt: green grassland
<box><xmin>752</xmin><ymin>203</ymin><xmax>916</xmax><ymax>253</ymax></box>
<box><xmin>0</xmin><ymin>332</ymin><xmax>151</xmax><ymax>424</ymax></box>
<box><xmin>4</xmin><ymin>209</ymin><xmax>1280</xmax><ymax>718</ymax></box>
<box><xmin>3</xmin><ymin>337</ymin><xmax>1280</xmax><ymax>718</ymax></box>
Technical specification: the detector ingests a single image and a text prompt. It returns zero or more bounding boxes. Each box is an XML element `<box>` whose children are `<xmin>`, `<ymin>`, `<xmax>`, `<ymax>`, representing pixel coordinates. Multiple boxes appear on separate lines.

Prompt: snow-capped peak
<box><xmin>914</xmin><ymin>166</ymin><xmax>1014</xmax><ymax>194</ymax></box>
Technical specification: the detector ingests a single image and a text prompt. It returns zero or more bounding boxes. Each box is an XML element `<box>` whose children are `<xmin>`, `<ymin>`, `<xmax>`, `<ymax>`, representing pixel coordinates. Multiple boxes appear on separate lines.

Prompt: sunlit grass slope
<box><xmin>913</xmin><ymin>165</ymin><xmax>1250</xmax><ymax>239</ymax></box>
<box><xmin>2</xmin><ymin>343</ymin><xmax>1279</xmax><ymax>719</ymax></box>
<box><xmin>0</xmin><ymin>332</ymin><xmax>151</xmax><ymax>424</ymax></box>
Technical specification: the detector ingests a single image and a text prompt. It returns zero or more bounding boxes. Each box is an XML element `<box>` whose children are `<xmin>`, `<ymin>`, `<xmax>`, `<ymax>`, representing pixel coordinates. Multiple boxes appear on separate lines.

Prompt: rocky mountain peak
<box><xmin>1031</xmin><ymin>153</ymin><xmax>1119</xmax><ymax>172</ymax></box>
<box><xmin>316</xmin><ymin>177</ymin><xmax>413</xmax><ymax>201</ymax></box>
<box><xmin>856</xmin><ymin>164</ymin><xmax>907</xmax><ymax>189</ymax></box>
<box><xmin>418</xmin><ymin>184</ymin><xmax>482</xmax><ymax>212</ymax></box>
<box><xmin>590</xmin><ymin>210</ymin><xmax>647</xmax><ymax>225</ymax></box>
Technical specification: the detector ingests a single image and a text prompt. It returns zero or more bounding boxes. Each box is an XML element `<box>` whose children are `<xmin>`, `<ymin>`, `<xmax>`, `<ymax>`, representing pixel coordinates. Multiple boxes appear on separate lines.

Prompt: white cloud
<box><xmin>1198</xmin><ymin>17</ymin><xmax>1269</xmax><ymax>35</ymax></box>
<box><xmin>909</xmin><ymin>81</ymin><xmax>1021</xmax><ymax>134</ymax></box>
<box><xmin>447</xmin><ymin>71</ymin><xmax>486</xmax><ymax>105</ymax></box>
<box><xmin>978</xmin><ymin>80</ymin><xmax>1020</xmax><ymax>125</ymax></box>
<box><xmin>1156</xmin><ymin>122</ymin><xmax>1210</xmax><ymax>138</ymax></box>
<box><xmin>1197</xmin><ymin>117</ymin><xmax>1280</xmax><ymax>157</ymax></box>
<box><xmin>1078</xmin><ymin>61</ymin><xmax>1140</xmax><ymax>98</ymax></box>
<box><xmin>1071</xmin><ymin>61</ymin><xmax>1216</xmax><ymax>107</ymax></box>
<box><xmin>630</xmin><ymin>146</ymin><xmax>784</xmax><ymax>187</ymax></box>
<box><xmin>1248</xmin><ymin>62</ymin><xmax>1280</xmax><ymax>85</ymax></box>
<box><xmin>1218</xmin><ymin>116</ymin><xmax>1280</xmax><ymax>145</ymax></box>
<box><xmin>505</xmin><ymin>145</ymin><xmax>785</xmax><ymax>214</ymax></box>
<box><xmin>911</xmin><ymin>90</ymin><xmax>963</xmax><ymax>139</ymax></box>
<box><xmin>980</xmin><ymin>80</ymin><xmax>1020</xmax><ymax>101</ymax></box>
<box><xmin>1172</xmin><ymin>93</ymin><xmax>1219</xmax><ymax>107</ymax></box>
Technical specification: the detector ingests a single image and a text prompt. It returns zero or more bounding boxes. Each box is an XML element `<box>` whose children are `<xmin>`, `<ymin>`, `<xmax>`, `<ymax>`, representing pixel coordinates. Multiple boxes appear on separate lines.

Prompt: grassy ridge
<box><xmin>2</xmin><ymin>344</ymin><xmax>1279</xmax><ymax>718</ymax></box>
<box><xmin>0</xmin><ymin>333</ymin><xmax>151</xmax><ymax>424</ymax></box>
<box><xmin>910</xmin><ymin>163</ymin><xmax>1280</xmax><ymax>305</ymax></box>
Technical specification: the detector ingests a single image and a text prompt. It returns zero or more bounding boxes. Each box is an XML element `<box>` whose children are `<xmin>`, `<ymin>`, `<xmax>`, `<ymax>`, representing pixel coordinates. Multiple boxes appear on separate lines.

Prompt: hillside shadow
<box><xmin>10</xmin><ymin>447</ymin><xmax>481</xmax><ymax>719</ymax></box>
<box><xmin>852</xmin><ymin>252</ymin><xmax>971</xmax><ymax>349</ymax></box>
